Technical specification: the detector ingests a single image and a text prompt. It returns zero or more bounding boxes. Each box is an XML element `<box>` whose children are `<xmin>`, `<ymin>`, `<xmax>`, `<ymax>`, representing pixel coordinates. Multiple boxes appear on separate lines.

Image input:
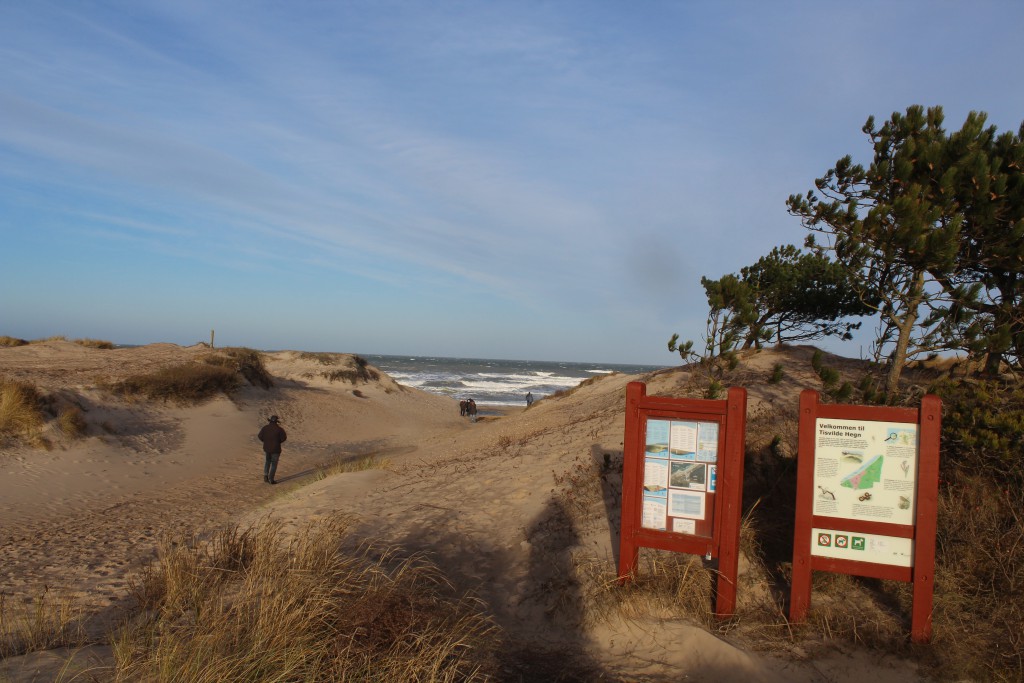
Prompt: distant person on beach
<box><xmin>258</xmin><ymin>415</ymin><xmax>287</xmax><ymax>484</ymax></box>
<box><xmin>467</xmin><ymin>399</ymin><xmax>478</xmax><ymax>422</ymax></box>
<box><xmin>525</xmin><ymin>392</ymin><xmax>534</xmax><ymax>407</ymax></box>
<box><xmin>459</xmin><ymin>399</ymin><xmax>468</xmax><ymax>416</ymax></box>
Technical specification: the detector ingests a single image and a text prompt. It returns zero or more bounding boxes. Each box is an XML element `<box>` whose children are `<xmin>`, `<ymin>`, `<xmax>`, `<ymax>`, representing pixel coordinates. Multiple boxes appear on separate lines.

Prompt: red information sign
<box><xmin>789</xmin><ymin>390</ymin><xmax>942</xmax><ymax>643</ymax></box>
<box><xmin>618</xmin><ymin>382</ymin><xmax>747</xmax><ymax>617</ymax></box>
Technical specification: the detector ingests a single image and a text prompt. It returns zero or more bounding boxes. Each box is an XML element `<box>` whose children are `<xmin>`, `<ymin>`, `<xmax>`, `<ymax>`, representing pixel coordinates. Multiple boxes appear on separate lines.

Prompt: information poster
<box><xmin>812</xmin><ymin>418</ymin><xmax>918</xmax><ymax>526</ymax></box>
<box><xmin>641</xmin><ymin>418</ymin><xmax>720</xmax><ymax>533</ymax></box>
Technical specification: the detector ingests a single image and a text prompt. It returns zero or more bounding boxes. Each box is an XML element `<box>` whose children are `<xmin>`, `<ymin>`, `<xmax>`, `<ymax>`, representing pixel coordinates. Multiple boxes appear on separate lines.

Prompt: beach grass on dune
<box><xmin>0</xmin><ymin>378</ymin><xmax>45</xmax><ymax>439</ymax></box>
<box><xmin>314</xmin><ymin>454</ymin><xmax>390</xmax><ymax>481</ymax></box>
<box><xmin>0</xmin><ymin>588</ymin><xmax>86</xmax><ymax>659</ymax></box>
<box><xmin>114</xmin><ymin>516</ymin><xmax>498</xmax><ymax>682</ymax></box>
<box><xmin>73</xmin><ymin>338</ymin><xmax>115</xmax><ymax>349</ymax></box>
<box><xmin>0</xmin><ymin>335</ymin><xmax>29</xmax><ymax>347</ymax></box>
<box><xmin>108</xmin><ymin>363</ymin><xmax>240</xmax><ymax>404</ymax></box>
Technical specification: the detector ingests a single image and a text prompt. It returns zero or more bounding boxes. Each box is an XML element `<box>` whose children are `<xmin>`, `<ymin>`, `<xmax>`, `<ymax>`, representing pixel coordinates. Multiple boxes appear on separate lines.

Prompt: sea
<box><xmin>362</xmin><ymin>354</ymin><xmax>666</xmax><ymax>407</ymax></box>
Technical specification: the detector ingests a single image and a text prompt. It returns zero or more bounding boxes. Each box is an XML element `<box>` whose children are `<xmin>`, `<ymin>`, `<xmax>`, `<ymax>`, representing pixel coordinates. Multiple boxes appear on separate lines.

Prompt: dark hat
<box><xmin>268</xmin><ymin>415</ymin><xmax>279</xmax><ymax>423</ymax></box>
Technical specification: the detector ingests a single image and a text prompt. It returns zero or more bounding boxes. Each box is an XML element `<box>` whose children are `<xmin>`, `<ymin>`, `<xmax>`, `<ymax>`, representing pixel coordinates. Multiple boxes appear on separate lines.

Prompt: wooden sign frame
<box><xmin>618</xmin><ymin>382</ymin><xmax>747</xmax><ymax>617</ymax></box>
<box><xmin>789</xmin><ymin>389</ymin><xmax>942</xmax><ymax>643</ymax></box>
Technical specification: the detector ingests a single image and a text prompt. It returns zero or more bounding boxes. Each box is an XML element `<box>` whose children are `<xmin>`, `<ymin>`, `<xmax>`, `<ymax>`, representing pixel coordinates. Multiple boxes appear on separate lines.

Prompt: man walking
<box><xmin>258</xmin><ymin>415</ymin><xmax>287</xmax><ymax>484</ymax></box>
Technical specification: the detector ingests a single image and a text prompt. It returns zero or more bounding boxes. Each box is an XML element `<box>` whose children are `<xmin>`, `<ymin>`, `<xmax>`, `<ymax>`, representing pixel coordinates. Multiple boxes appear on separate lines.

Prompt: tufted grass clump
<box><xmin>0</xmin><ymin>335</ymin><xmax>28</xmax><ymax>347</ymax></box>
<box><xmin>204</xmin><ymin>347</ymin><xmax>274</xmax><ymax>389</ymax></box>
<box><xmin>114</xmin><ymin>516</ymin><xmax>498</xmax><ymax>682</ymax></box>
<box><xmin>109</xmin><ymin>364</ymin><xmax>240</xmax><ymax>405</ymax></box>
<box><xmin>0</xmin><ymin>378</ymin><xmax>45</xmax><ymax>439</ymax></box>
<box><xmin>0</xmin><ymin>588</ymin><xmax>86</xmax><ymax>659</ymax></box>
<box><xmin>57</xmin><ymin>405</ymin><xmax>88</xmax><ymax>438</ymax></box>
<box><xmin>323</xmin><ymin>355</ymin><xmax>381</xmax><ymax>384</ymax></box>
<box><xmin>73</xmin><ymin>338</ymin><xmax>115</xmax><ymax>349</ymax></box>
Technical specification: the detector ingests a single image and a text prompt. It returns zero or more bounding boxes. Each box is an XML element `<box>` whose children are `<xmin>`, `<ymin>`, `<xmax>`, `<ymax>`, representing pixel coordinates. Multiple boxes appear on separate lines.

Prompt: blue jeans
<box><xmin>264</xmin><ymin>451</ymin><xmax>280</xmax><ymax>481</ymax></box>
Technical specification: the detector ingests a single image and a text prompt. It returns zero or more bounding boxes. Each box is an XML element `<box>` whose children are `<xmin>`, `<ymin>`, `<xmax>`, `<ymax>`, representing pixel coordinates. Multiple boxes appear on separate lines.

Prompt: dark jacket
<box><xmin>258</xmin><ymin>422</ymin><xmax>287</xmax><ymax>454</ymax></box>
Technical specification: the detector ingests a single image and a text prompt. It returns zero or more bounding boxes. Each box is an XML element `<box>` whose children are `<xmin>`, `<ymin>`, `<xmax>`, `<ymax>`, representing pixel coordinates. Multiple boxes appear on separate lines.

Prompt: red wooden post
<box><xmin>789</xmin><ymin>389</ymin><xmax>819</xmax><ymax>623</ymax></box>
<box><xmin>715</xmin><ymin>386</ymin><xmax>747</xmax><ymax>616</ymax></box>
<box><xmin>911</xmin><ymin>394</ymin><xmax>942</xmax><ymax>643</ymax></box>
<box><xmin>618</xmin><ymin>381</ymin><xmax>646</xmax><ymax>583</ymax></box>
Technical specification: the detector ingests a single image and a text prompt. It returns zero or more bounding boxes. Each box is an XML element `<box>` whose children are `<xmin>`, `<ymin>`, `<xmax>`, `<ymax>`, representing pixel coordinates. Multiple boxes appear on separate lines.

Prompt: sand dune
<box><xmin>0</xmin><ymin>342</ymin><xmax>927</xmax><ymax>681</ymax></box>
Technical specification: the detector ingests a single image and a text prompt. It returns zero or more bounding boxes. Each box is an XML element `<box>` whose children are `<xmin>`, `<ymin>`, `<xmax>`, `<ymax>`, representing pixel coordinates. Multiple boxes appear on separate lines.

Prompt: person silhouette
<box><xmin>257</xmin><ymin>415</ymin><xmax>287</xmax><ymax>484</ymax></box>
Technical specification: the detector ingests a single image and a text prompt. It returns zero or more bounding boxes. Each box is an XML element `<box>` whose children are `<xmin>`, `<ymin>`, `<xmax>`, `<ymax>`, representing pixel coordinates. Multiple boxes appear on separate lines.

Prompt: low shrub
<box><xmin>0</xmin><ymin>336</ymin><xmax>28</xmax><ymax>347</ymax></box>
<box><xmin>109</xmin><ymin>364</ymin><xmax>240</xmax><ymax>404</ymax></box>
<box><xmin>114</xmin><ymin>516</ymin><xmax>498</xmax><ymax>681</ymax></box>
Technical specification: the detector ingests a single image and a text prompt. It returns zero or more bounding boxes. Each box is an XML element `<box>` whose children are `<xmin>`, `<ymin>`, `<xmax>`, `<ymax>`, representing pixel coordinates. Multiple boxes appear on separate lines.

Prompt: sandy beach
<box><xmin>0</xmin><ymin>341</ymin><xmax>929</xmax><ymax>682</ymax></box>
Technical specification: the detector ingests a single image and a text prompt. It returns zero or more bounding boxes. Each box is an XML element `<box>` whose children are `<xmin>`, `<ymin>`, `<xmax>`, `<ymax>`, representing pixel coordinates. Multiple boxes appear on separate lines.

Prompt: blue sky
<box><xmin>2</xmin><ymin>1</ymin><xmax>1022</xmax><ymax>365</ymax></box>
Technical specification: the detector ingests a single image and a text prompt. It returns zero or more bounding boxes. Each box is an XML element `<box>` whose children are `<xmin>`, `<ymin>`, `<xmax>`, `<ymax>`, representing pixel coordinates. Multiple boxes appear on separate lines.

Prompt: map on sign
<box><xmin>840</xmin><ymin>455</ymin><xmax>883</xmax><ymax>490</ymax></box>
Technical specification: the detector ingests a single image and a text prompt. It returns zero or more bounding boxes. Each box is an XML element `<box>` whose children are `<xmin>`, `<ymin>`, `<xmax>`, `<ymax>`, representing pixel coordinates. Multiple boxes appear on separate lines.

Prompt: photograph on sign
<box><xmin>642</xmin><ymin>489</ymin><xmax>668</xmax><ymax>530</ymax></box>
<box><xmin>810</xmin><ymin>527</ymin><xmax>914</xmax><ymax>567</ymax></box>
<box><xmin>696</xmin><ymin>422</ymin><xmax>719</xmax><ymax>462</ymax></box>
<box><xmin>644</xmin><ymin>457</ymin><xmax>669</xmax><ymax>491</ymax></box>
<box><xmin>813</xmin><ymin>418</ymin><xmax>919</xmax><ymax>526</ymax></box>
<box><xmin>645</xmin><ymin>419</ymin><xmax>671</xmax><ymax>455</ymax></box>
<box><xmin>670</xmin><ymin>462</ymin><xmax>707</xmax><ymax>491</ymax></box>
<box><xmin>669</xmin><ymin>421</ymin><xmax>698</xmax><ymax>460</ymax></box>
<box><xmin>668</xmin><ymin>490</ymin><xmax>705</xmax><ymax>519</ymax></box>
<box><xmin>708</xmin><ymin>465</ymin><xmax>717</xmax><ymax>493</ymax></box>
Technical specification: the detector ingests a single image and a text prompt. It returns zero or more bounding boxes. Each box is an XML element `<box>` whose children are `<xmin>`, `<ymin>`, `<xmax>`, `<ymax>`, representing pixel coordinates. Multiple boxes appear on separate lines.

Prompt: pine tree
<box><xmin>787</xmin><ymin>105</ymin><xmax>962</xmax><ymax>395</ymax></box>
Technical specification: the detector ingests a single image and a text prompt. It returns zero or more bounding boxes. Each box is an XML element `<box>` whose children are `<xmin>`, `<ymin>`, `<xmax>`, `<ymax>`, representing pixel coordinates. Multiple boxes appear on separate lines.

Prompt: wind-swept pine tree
<box><xmin>788</xmin><ymin>105</ymin><xmax>962</xmax><ymax>395</ymax></box>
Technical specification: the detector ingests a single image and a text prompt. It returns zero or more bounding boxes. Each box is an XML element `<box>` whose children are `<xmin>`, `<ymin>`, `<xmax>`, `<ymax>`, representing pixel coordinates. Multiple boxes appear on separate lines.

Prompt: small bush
<box><xmin>768</xmin><ymin>363</ymin><xmax>784</xmax><ymax>384</ymax></box>
<box><xmin>0</xmin><ymin>379</ymin><xmax>45</xmax><ymax>438</ymax></box>
<box><xmin>109</xmin><ymin>364</ymin><xmax>240</xmax><ymax>404</ymax></box>
<box><xmin>705</xmin><ymin>379</ymin><xmax>724</xmax><ymax>399</ymax></box>
<box><xmin>0</xmin><ymin>336</ymin><xmax>28</xmax><ymax>347</ymax></box>
<box><xmin>73</xmin><ymin>338</ymin><xmax>114</xmax><ymax>349</ymax></box>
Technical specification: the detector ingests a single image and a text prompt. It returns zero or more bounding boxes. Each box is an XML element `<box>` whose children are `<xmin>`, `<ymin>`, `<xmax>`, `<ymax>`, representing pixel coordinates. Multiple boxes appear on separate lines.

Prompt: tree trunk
<box><xmin>884</xmin><ymin>271</ymin><xmax>927</xmax><ymax>396</ymax></box>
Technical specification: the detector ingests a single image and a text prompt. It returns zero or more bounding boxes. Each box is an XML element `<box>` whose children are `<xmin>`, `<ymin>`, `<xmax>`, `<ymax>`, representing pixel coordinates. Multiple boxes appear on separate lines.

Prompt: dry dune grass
<box><xmin>114</xmin><ymin>516</ymin><xmax>499</xmax><ymax>682</ymax></box>
<box><xmin>0</xmin><ymin>589</ymin><xmax>86</xmax><ymax>659</ymax></box>
<box><xmin>0</xmin><ymin>377</ymin><xmax>45</xmax><ymax>441</ymax></box>
<box><xmin>105</xmin><ymin>347</ymin><xmax>272</xmax><ymax>404</ymax></box>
